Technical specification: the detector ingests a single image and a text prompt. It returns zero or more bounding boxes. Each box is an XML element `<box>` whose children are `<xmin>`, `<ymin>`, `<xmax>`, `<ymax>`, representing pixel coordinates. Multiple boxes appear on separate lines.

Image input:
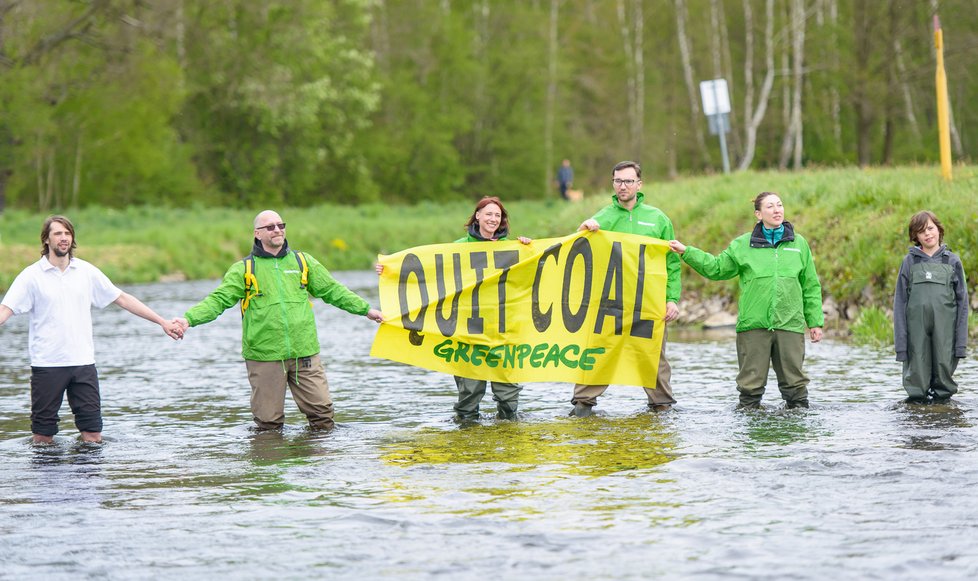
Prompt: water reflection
<box><xmin>2</xmin><ymin>277</ymin><xmax>978</xmax><ymax>579</ymax></box>
<box><xmin>246</xmin><ymin>428</ymin><xmax>332</xmax><ymax>466</ymax></box>
<box><xmin>896</xmin><ymin>399</ymin><xmax>971</xmax><ymax>451</ymax></box>
<box><xmin>381</xmin><ymin>415</ymin><xmax>677</xmax><ymax>477</ymax></box>
<box><xmin>738</xmin><ymin>407</ymin><xmax>827</xmax><ymax>451</ymax></box>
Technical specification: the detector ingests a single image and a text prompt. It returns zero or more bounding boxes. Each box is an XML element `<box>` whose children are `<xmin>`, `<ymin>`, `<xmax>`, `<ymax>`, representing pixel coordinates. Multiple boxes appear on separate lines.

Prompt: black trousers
<box><xmin>30</xmin><ymin>364</ymin><xmax>102</xmax><ymax>436</ymax></box>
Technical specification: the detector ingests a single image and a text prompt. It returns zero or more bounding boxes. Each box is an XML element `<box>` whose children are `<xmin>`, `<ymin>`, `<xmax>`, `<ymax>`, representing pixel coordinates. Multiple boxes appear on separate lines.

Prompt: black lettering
<box><xmin>532</xmin><ymin>243</ymin><xmax>561</xmax><ymax>332</ymax></box>
<box><xmin>562</xmin><ymin>237</ymin><xmax>593</xmax><ymax>332</ymax></box>
<box><xmin>629</xmin><ymin>244</ymin><xmax>654</xmax><ymax>339</ymax></box>
<box><xmin>468</xmin><ymin>252</ymin><xmax>488</xmax><ymax>334</ymax></box>
<box><xmin>493</xmin><ymin>250</ymin><xmax>519</xmax><ymax>334</ymax></box>
<box><xmin>593</xmin><ymin>242</ymin><xmax>624</xmax><ymax>335</ymax></box>
<box><xmin>435</xmin><ymin>253</ymin><xmax>463</xmax><ymax>336</ymax></box>
<box><xmin>399</xmin><ymin>254</ymin><xmax>428</xmax><ymax>345</ymax></box>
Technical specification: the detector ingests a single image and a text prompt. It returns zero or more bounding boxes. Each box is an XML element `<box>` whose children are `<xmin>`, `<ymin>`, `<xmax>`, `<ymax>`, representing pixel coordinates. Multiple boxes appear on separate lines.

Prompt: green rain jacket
<box><xmin>184</xmin><ymin>239</ymin><xmax>370</xmax><ymax>361</ymax></box>
<box><xmin>590</xmin><ymin>192</ymin><xmax>681</xmax><ymax>304</ymax></box>
<box><xmin>455</xmin><ymin>222</ymin><xmax>511</xmax><ymax>243</ymax></box>
<box><xmin>681</xmin><ymin>221</ymin><xmax>823</xmax><ymax>334</ymax></box>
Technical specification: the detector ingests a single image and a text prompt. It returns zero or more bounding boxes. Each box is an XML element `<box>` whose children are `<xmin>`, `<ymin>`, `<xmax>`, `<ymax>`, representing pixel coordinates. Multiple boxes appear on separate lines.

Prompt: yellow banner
<box><xmin>370</xmin><ymin>230</ymin><xmax>667</xmax><ymax>386</ymax></box>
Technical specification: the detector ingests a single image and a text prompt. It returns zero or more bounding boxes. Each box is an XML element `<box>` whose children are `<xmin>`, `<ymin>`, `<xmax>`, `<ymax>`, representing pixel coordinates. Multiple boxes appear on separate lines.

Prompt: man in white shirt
<box><xmin>0</xmin><ymin>215</ymin><xmax>183</xmax><ymax>444</ymax></box>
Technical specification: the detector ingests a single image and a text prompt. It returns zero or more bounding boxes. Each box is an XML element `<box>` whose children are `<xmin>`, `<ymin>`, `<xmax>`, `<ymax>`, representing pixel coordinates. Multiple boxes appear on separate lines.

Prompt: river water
<box><xmin>2</xmin><ymin>273</ymin><xmax>978</xmax><ymax>580</ymax></box>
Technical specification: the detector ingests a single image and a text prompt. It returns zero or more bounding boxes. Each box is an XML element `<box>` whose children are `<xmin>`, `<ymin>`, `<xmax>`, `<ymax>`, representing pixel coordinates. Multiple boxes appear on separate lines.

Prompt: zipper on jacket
<box><xmin>273</xmin><ymin>258</ymin><xmax>294</xmax><ymax>358</ymax></box>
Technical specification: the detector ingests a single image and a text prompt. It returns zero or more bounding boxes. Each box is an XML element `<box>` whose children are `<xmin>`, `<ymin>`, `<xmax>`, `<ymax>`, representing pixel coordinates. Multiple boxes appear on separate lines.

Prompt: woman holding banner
<box><xmin>668</xmin><ymin>192</ymin><xmax>823</xmax><ymax>409</ymax></box>
<box><xmin>376</xmin><ymin>196</ymin><xmax>531</xmax><ymax>422</ymax></box>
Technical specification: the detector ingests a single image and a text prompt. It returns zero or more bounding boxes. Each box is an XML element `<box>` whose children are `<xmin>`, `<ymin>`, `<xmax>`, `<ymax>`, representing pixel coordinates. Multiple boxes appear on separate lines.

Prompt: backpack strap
<box><xmin>294</xmin><ymin>251</ymin><xmax>309</xmax><ymax>289</ymax></box>
<box><xmin>241</xmin><ymin>255</ymin><xmax>260</xmax><ymax>316</ymax></box>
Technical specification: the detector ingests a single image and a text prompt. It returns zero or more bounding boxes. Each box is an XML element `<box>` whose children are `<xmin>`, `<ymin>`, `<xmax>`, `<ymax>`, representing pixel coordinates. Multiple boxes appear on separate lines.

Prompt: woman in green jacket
<box><xmin>377</xmin><ymin>196</ymin><xmax>531</xmax><ymax>422</ymax></box>
<box><xmin>668</xmin><ymin>192</ymin><xmax>824</xmax><ymax>409</ymax></box>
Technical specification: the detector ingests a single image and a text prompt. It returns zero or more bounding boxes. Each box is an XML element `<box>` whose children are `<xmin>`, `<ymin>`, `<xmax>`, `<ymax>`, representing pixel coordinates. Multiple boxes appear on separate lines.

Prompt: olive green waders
<box><xmin>736</xmin><ymin>329</ymin><xmax>809</xmax><ymax>408</ymax></box>
<box><xmin>453</xmin><ymin>376</ymin><xmax>522</xmax><ymax>421</ymax></box>
<box><xmin>903</xmin><ymin>259</ymin><xmax>959</xmax><ymax>400</ymax></box>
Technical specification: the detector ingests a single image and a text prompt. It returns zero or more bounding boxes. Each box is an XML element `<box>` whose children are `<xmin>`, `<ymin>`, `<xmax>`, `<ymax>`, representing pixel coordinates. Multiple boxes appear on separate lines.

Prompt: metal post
<box><xmin>712</xmin><ymin>83</ymin><xmax>730</xmax><ymax>174</ymax></box>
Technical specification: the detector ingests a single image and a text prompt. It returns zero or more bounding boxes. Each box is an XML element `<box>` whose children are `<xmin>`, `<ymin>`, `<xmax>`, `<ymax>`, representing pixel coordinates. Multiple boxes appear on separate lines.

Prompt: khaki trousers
<box><xmin>735</xmin><ymin>329</ymin><xmax>809</xmax><ymax>407</ymax></box>
<box><xmin>572</xmin><ymin>330</ymin><xmax>675</xmax><ymax>406</ymax></box>
<box><xmin>245</xmin><ymin>354</ymin><xmax>334</xmax><ymax>430</ymax></box>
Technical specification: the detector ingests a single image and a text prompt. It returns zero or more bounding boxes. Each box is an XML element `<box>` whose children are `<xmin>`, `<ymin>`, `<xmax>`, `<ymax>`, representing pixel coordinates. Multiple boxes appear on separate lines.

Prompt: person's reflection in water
<box><xmin>27</xmin><ymin>437</ymin><xmax>106</xmax><ymax>505</ymax></box>
<box><xmin>739</xmin><ymin>407</ymin><xmax>822</xmax><ymax>452</ymax></box>
<box><xmin>246</xmin><ymin>429</ymin><xmax>330</xmax><ymax>466</ymax></box>
<box><xmin>898</xmin><ymin>399</ymin><xmax>971</xmax><ymax>451</ymax></box>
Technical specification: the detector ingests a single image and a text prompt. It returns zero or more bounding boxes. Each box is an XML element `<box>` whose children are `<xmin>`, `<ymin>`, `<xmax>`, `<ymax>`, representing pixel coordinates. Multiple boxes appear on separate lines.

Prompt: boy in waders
<box><xmin>893</xmin><ymin>211</ymin><xmax>969</xmax><ymax>402</ymax></box>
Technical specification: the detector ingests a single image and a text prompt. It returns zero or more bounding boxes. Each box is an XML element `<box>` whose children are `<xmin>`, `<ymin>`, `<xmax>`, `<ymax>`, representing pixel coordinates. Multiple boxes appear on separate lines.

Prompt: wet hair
<box><xmin>464</xmin><ymin>196</ymin><xmax>510</xmax><ymax>233</ymax></box>
<box><xmin>40</xmin><ymin>215</ymin><xmax>77</xmax><ymax>258</ymax></box>
<box><xmin>612</xmin><ymin>161</ymin><xmax>642</xmax><ymax>179</ymax></box>
<box><xmin>753</xmin><ymin>192</ymin><xmax>781</xmax><ymax>211</ymax></box>
<box><xmin>908</xmin><ymin>210</ymin><xmax>944</xmax><ymax>246</ymax></box>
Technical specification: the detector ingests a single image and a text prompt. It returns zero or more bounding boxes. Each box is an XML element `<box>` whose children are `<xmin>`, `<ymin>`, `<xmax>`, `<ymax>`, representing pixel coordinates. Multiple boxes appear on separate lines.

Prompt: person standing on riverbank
<box><xmin>175</xmin><ymin>210</ymin><xmax>383</xmax><ymax>431</ymax></box>
<box><xmin>571</xmin><ymin>160</ymin><xmax>681</xmax><ymax>417</ymax></box>
<box><xmin>0</xmin><ymin>215</ymin><xmax>184</xmax><ymax>444</ymax></box>
<box><xmin>893</xmin><ymin>211</ymin><xmax>968</xmax><ymax>402</ymax></box>
<box><xmin>669</xmin><ymin>192</ymin><xmax>823</xmax><ymax>409</ymax></box>
<box><xmin>556</xmin><ymin>159</ymin><xmax>574</xmax><ymax>201</ymax></box>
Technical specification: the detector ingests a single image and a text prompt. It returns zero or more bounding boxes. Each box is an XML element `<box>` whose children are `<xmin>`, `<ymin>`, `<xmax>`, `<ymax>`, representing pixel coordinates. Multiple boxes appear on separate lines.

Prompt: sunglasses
<box><xmin>257</xmin><ymin>222</ymin><xmax>286</xmax><ymax>232</ymax></box>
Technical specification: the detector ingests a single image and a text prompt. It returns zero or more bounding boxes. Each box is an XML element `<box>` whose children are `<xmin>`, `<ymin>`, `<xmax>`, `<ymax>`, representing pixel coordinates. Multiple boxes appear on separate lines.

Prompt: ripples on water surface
<box><xmin>2</xmin><ymin>273</ymin><xmax>978</xmax><ymax>579</ymax></box>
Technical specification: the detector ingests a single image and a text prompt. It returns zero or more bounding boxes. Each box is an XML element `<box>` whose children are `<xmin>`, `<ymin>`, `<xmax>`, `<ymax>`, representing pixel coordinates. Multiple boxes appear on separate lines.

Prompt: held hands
<box><xmin>809</xmin><ymin>327</ymin><xmax>823</xmax><ymax>343</ymax></box>
<box><xmin>375</xmin><ymin>262</ymin><xmax>384</xmax><ymax>275</ymax></box>
<box><xmin>162</xmin><ymin>318</ymin><xmax>184</xmax><ymax>341</ymax></box>
<box><xmin>668</xmin><ymin>240</ymin><xmax>686</xmax><ymax>254</ymax></box>
<box><xmin>366</xmin><ymin>308</ymin><xmax>384</xmax><ymax>323</ymax></box>
<box><xmin>517</xmin><ymin>236</ymin><xmax>532</xmax><ymax>245</ymax></box>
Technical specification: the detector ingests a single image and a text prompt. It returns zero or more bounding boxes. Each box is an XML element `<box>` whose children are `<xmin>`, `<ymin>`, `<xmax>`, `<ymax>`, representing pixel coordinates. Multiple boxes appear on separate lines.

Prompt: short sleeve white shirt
<box><xmin>1</xmin><ymin>256</ymin><xmax>122</xmax><ymax>367</ymax></box>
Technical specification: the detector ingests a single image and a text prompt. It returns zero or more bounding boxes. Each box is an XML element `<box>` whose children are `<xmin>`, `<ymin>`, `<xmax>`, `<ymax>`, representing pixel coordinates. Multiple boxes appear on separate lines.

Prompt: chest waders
<box><xmin>903</xmin><ymin>255</ymin><xmax>959</xmax><ymax>400</ymax></box>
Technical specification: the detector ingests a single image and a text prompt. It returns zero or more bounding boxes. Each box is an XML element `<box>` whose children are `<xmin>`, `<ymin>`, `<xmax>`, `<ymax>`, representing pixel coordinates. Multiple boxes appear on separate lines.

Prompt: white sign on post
<box><xmin>699</xmin><ymin>79</ymin><xmax>731</xmax><ymax>116</ymax></box>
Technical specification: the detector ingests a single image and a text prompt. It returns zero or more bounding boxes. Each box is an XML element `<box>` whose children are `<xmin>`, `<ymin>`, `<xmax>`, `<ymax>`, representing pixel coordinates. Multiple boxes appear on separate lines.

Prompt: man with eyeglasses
<box><xmin>175</xmin><ymin>210</ymin><xmax>383</xmax><ymax>431</ymax></box>
<box><xmin>570</xmin><ymin>161</ymin><xmax>681</xmax><ymax>416</ymax></box>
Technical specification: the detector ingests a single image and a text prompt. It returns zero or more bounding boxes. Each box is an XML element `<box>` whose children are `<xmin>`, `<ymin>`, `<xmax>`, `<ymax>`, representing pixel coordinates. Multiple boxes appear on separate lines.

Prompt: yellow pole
<box><xmin>934</xmin><ymin>15</ymin><xmax>952</xmax><ymax>181</ymax></box>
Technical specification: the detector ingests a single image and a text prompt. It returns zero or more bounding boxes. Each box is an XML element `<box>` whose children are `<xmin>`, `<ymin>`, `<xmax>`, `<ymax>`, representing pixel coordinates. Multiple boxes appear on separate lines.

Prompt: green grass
<box><xmin>2</xmin><ymin>165</ymin><xmax>976</xmax><ymax>326</ymax></box>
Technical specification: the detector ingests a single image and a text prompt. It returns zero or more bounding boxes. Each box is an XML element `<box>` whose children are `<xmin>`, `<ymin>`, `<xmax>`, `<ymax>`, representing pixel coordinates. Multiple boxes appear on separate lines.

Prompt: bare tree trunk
<box><xmin>853</xmin><ymin>0</ymin><xmax>873</xmax><ymax>166</ymax></box>
<box><xmin>544</xmin><ymin>0</ymin><xmax>559</xmax><ymax>194</ymax></box>
<box><xmin>738</xmin><ymin>0</ymin><xmax>776</xmax><ymax>171</ymax></box>
<box><xmin>674</xmin><ymin>0</ymin><xmax>710</xmax><ymax>167</ymax></box>
<box><xmin>777</xmin><ymin>0</ymin><xmax>804</xmax><ymax>170</ymax></box>
<box><xmin>930</xmin><ymin>0</ymin><xmax>963</xmax><ymax>155</ymax></box>
<box><xmin>881</xmin><ymin>0</ymin><xmax>900</xmax><ymax>164</ymax></box>
<box><xmin>893</xmin><ymin>38</ymin><xmax>920</xmax><ymax>139</ymax></box>
<box><xmin>829</xmin><ymin>0</ymin><xmax>841</xmax><ymax>144</ymax></box>
<box><xmin>717</xmin><ymin>0</ymin><xmax>741</xmax><ymax>156</ymax></box>
<box><xmin>790</xmin><ymin>0</ymin><xmax>805</xmax><ymax>169</ymax></box>
<box><xmin>72</xmin><ymin>135</ymin><xmax>82</xmax><ymax>207</ymax></box>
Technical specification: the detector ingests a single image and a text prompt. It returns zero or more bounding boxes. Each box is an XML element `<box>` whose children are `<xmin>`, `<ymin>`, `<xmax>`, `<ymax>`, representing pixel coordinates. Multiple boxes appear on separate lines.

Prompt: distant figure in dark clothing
<box><xmin>556</xmin><ymin>159</ymin><xmax>574</xmax><ymax>201</ymax></box>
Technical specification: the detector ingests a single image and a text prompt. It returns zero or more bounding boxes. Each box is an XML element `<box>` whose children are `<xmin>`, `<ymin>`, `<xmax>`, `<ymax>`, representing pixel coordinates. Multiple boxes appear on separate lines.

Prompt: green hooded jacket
<box><xmin>184</xmin><ymin>240</ymin><xmax>370</xmax><ymax>361</ymax></box>
<box><xmin>590</xmin><ymin>192</ymin><xmax>681</xmax><ymax>304</ymax></box>
<box><xmin>681</xmin><ymin>222</ymin><xmax>823</xmax><ymax>334</ymax></box>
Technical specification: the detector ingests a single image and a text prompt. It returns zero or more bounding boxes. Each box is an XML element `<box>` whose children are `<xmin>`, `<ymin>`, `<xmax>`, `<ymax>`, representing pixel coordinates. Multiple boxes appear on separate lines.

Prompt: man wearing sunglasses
<box><xmin>570</xmin><ymin>161</ymin><xmax>681</xmax><ymax>417</ymax></box>
<box><xmin>176</xmin><ymin>210</ymin><xmax>383</xmax><ymax>431</ymax></box>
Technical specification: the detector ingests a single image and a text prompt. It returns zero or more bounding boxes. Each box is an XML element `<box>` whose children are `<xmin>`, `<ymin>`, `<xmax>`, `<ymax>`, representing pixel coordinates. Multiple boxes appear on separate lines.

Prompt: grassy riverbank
<box><xmin>2</xmin><ymin>165</ymin><xmax>976</xmax><ymax>329</ymax></box>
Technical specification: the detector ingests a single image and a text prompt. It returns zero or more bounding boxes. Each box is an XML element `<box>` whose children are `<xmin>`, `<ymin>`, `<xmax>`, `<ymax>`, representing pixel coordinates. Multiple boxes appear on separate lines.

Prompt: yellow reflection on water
<box><xmin>381</xmin><ymin>415</ymin><xmax>677</xmax><ymax>478</ymax></box>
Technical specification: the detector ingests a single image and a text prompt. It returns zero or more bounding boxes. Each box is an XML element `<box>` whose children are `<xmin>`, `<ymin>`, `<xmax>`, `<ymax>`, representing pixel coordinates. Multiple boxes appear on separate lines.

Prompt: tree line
<box><xmin>0</xmin><ymin>0</ymin><xmax>974</xmax><ymax>212</ymax></box>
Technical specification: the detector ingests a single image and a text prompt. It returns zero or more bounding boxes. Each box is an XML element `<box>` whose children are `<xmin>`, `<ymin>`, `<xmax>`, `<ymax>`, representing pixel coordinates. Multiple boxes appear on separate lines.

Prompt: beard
<box><xmin>52</xmin><ymin>247</ymin><xmax>70</xmax><ymax>258</ymax></box>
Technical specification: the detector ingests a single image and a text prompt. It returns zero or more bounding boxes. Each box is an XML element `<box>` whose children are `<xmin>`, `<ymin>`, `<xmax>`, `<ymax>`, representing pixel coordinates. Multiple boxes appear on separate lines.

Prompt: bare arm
<box><xmin>113</xmin><ymin>292</ymin><xmax>183</xmax><ymax>340</ymax></box>
<box><xmin>0</xmin><ymin>304</ymin><xmax>13</xmax><ymax>326</ymax></box>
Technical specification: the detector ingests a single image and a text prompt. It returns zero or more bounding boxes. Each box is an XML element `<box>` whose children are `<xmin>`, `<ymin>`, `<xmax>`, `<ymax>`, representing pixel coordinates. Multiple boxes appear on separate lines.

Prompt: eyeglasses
<box><xmin>612</xmin><ymin>178</ymin><xmax>639</xmax><ymax>186</ymax></box>
<box><xmin>258</xmin><ymin>222</ymin><xmax>286</xmax><ymax>232</ymax></box>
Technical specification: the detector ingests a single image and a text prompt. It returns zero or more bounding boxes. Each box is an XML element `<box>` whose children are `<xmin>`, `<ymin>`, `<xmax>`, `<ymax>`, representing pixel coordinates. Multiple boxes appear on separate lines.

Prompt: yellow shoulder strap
<box><xmin>295</xmin><ymin>251</ymin><xmax>309</xmax><ymax>289</ymax></box>
<box><xmin>241</xmin><ymin>256</ymin><xmax>259</xmax><ymax>315</ymax></box>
